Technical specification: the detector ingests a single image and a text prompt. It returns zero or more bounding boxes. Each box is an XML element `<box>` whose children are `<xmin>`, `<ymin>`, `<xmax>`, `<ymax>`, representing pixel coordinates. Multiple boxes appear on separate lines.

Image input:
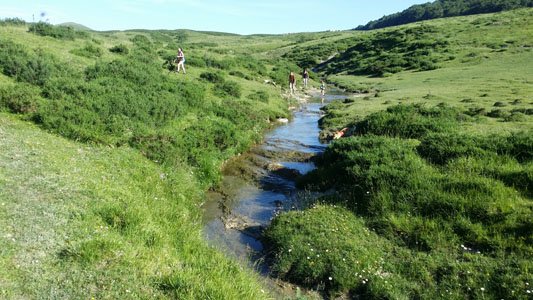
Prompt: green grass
<box><xmin>0</xmin><ymin>113</ymin><xmax>268</xmax><ymax>299</ymax></box>
<box><xmin>266</xmin><ymin>9</ymin><xmax>533</xmax><ymax>299</ymax></box>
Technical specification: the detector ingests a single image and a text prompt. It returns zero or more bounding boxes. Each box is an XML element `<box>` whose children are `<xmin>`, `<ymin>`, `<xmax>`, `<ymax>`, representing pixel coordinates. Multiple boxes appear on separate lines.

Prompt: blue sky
<box><xmin>1</xmin><ymin>0</ymin><xmax>430</xmax><ymax>34</ymax></box>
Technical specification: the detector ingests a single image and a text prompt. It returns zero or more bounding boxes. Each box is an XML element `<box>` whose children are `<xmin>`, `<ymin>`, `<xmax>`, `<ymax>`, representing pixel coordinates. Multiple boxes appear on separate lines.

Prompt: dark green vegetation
<box><xmin>267</xmin><ymin>104</ymin><xmax>532</xmax><ymax>298</ymax></box>
<box><xmin>287</xmin><ymin>8</ymin><xmax>533</xmax><ymax>79</ymax></box>
<box><xmin>1</xmin><ymin>21</ymin><xmax>299</xmax><ymax>299</ymax></box>
<box><xmin>356</xmin><ymin>0</ymin><xmax>533</xmax><ymax>30</ymax></box>
<box><xmin>265</xmin><ymin>8</ymin><xmax>533</xmax><ymax>299</ymax></box>
<box><xmin>0</xmin><ymin>28</ymin><xmax>289</xmax><ymax>187</ymax></box>
<box><xmin>286</xmin><ymin>25</ymin><xmax>449</xmax><ymax>76</ymax></box>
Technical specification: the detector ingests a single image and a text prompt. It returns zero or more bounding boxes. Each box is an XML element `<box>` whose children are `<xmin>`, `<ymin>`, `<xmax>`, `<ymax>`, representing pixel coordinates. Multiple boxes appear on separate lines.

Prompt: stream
<box><xmin>202</xmin><ymin>91</ymin><xmax>349</xmax><ymax>293</ymax></box>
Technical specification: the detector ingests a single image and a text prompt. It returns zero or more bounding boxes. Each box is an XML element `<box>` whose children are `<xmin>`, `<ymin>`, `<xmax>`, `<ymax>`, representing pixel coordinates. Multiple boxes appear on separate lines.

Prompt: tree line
<box><xmin>356</xmin><ymin>0</ymin><xmax>533</xmax><ymax>30</ymax></box>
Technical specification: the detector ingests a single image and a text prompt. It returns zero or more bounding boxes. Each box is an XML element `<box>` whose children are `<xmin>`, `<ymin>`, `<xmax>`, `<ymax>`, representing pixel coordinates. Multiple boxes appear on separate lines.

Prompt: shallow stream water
<box><xmin>202</xmin><ymin>92</ymin><xmax>349</xmax><ymax>277</ymax></box>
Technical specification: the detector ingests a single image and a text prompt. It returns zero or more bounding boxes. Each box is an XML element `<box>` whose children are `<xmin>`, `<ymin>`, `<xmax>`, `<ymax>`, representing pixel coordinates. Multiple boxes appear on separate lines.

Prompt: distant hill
<box><xmin>58</xmin><ymin>22</ymin><xmax>92</xmax><ymax>31</ymax></box>
<box><xmin>356</xmin><ymin>0</ymin><xmax>533</xmax><ymax>30</ymax></box>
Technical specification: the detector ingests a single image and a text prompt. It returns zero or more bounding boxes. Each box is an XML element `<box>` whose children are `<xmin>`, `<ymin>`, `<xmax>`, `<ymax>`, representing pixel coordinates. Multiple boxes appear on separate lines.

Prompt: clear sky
<box><xmin>1</xmin><ymin>0</ymin><xmax>430</xmax><ymax>35</ymax></box>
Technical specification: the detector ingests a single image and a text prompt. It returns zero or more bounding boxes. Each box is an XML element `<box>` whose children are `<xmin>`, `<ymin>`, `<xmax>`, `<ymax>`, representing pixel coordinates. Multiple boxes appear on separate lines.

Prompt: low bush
<box><xmin>354</xmin><ymin>103</ymin><xmax>461</xmax><ymax>139</ymax></box>
<box><xmin>28</xmin><ymin>22</ymin><xmax>89</xmax><ymax>40</ymax></box>
<box><xmin>247</xmin><ymin>90</ymin><xmax>269</xmax><ymax>103</ymax></box>
<box><xmin>0</xmin><ymin>40</ymin><xmax>65</xmax><ymax>86</ymax></box>
<box><xmin>200</xmin><ymin>71</ymin><xmax>225</xmax><ymax>84</ymax></box>
<box><xmin>109</xmin><ymin>44</ymin><xmax>129</xmax><ymax>54</ymax></box>
<box><xmin>70</xmin><ymin>43</ymin><xmax>103</xmax><ymax>58</ymax></box>
<box><xmin>0</xmin><ymin>83</ymin><xmax>43</xmax><ymax>114</ymax></box>
<box><xmin>487</xmin><ymin>108</ymin><xmax>510</xmax><ymax>118</ymax></box>
<box><xmin>0</xmin><ymin>17</ymin><xmax>26</xmax><ymax>26</ymax></box>
<box><xmin>214</xmin><ymin>81</ymin><xmax>242</xmax><ymax>98</ymax></box>
<box><xmin>417</xmin><ymin>132</ymin><xmax>488</xmax><ymax>165</ymax></box>
<box><xmin>503</xmin><ymin>111</ymin><xmax>527</xmax><ymax>122</ymax></box>
<box><xmin>264</xmin><ymin>205</ymin><xmax>390</xmax><ymax>296</ymax></box>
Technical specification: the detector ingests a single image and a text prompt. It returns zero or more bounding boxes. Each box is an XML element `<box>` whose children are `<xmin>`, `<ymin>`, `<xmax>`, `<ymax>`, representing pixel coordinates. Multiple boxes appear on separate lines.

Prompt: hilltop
<box><xmin>58</xmin><ymin>22</ymin><xmax>93</xmax><ymax>31</ymax></box>
<box><xmin>356</xmin><ymin>0</ymin><xmax>533</xmax><ymax>30</ymax></box>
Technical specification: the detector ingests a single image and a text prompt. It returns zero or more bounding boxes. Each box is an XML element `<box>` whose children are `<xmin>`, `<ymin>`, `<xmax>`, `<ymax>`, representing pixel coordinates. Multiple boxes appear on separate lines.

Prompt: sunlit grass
<box><xmin>0</xmin><ymin>113</ymin><xmax>268</xmax><ymax>299</ymax></box>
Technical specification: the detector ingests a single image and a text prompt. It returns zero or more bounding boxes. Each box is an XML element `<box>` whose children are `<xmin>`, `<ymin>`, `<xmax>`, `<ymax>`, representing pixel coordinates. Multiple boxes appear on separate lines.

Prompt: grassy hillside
<box><xmin>0</xmin><ymin>20</ymin><xmax>306</xmax><ymax>299</ymax></box>
<box><xmin>266</xmin><ymin>9</ymin><xmax>533</xmax><ymax>299</ymax></box>
<box><xmin>356</xmin><ymin>0</ymin><xmax>533</xmax><ymax>30</ymax></box>
<box><xmin>0</xmin><ymin>113</ymin><xmax>268</xmax><ymax>298</ymax></box>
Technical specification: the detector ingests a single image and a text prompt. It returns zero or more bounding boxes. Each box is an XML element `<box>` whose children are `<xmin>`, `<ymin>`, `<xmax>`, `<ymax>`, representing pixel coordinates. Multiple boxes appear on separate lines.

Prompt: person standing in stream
<box><xmin>176</xmin><ymin>48</ymin><xmax>186</xmax><ymax>74</ymax></box>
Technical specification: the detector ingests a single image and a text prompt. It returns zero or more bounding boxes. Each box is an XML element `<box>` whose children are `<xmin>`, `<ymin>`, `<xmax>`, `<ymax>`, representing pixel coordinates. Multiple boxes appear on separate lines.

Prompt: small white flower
<box><xmin>480</xmin><ymin>287</ymin><xmax>485</xmax><ymax>292</ymax></box>
<box><xmin>328</xmin><ymin>277</ymin><xmax>332</xmax><ymax>281</ymax></box>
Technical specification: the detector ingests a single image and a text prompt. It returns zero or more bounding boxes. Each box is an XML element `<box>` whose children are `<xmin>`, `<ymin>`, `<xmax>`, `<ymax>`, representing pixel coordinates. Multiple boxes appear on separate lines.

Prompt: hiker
<box><xmin>289</xmin><ymin>71</ymin><xmax>296</xmax><ymax>94</ymax></box>
<box><xmin>176</xmin><ymin>48</ymin><xmax>186</xmax><ymax>74</ymax></box>
<box><xmin>320</xmin><ymin>80</ymin><xmax>326</xmax><ymax>96</ymax></box>
<box><xmin>302</xmin><ymin>69</ymin><xmax>309</xmax><ymax>88</ymax></box>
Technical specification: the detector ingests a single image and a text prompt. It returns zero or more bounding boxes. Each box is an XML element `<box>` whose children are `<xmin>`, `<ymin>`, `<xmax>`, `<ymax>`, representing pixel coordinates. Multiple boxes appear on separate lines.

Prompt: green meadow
<box><xmin>0</xmin><ymin>7</ymin><xmax>532</xmax><ymax>300</ymax></box>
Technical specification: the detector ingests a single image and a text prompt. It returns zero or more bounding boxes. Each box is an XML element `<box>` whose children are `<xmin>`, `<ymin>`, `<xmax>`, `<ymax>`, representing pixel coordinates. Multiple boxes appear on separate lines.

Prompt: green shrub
<box><xmin>264</xmin><ymin>205</ymin><xmax>390</xmax><ymax>296</ymax></box>
<box><xmin>229</xmin><ymin>70</ymin><xmax>253</xmax><ymax>80</ymax></box>
<box><xmin>185</xmin><ymin>56</ymin><xmax>207</xmax><ymax>68</ymax></box>
<box><xmin>503</xmin><ymin>111</ymin><xmax>527</xmax><ymax>122</ymax></box>
<box><xmin>417</xmin><ymin>132</ymin><xmax>488</xmax><ymax>165</ymax></box>
<box><xmin>109</xmin><ymin>44</ymin><xmax>129</xmax><ymax>54</ymax></box>
<box><xmin>200</xmin><ymin>71</ymin><xmax>226</xmax><ymax>84</ymax></box>
<box><xmin>0</xmin><ymin>40</ymin><xmax>62</xmax><ymax>86</ymax></box>
<box><xmin>0</xmin><ymin>83</ymin><xmax>42</xmax><ymax>114</ymax></box>
<box><xmin>465</xmin><ymin>106</ymin><xmax>486</xmax><ymax>116</ymax></box>
<box><xmin>214</xmin><ymin>81</ymin><xmax>242</xmax><ymax>98</ymax></box>
<box><xmin>299</xmin><ymin>135</ymin><xmax>434</xmax><ymax>213</ymax></box>
<box><xmin>487</xmin><ymin>108</ymin><xmax>510</xmax><ymax>118</ymax></box>
<box><xmin>70</xmin><ymin>43</ymin><xmax>103</xmax><ymax>58</ymax></box>
<box><xmin>0</xmin><ymin>17</ymin><xmax>26</xmax><ymax>26</ymax></box>
<box><xmin>354</xmin><ymin>103</ymin><xmax>460</xmax><ymax>139</ymax></box>
<box><xmin>28</xmin><ymin>22</ymin><xmax>89</xmax><ymax>40</ymax></box>
<box><xmin>248</xmin><ymin>90</ymin><xmax>269</xmax><ymax>103</ymax></box>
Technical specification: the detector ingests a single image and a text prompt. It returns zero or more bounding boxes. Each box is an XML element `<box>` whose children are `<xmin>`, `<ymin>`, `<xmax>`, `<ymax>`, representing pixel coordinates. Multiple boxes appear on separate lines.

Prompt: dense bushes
<box><xmin>264</xmin><ymin>205</ymin><xmax>390</xmax><ymax>294</ymax></box>
<box><xmin>269</xmin><ymin>102</ymin><xmax>532</xmax><ymax>297</ymax></box>
<box><xmin>70</xmin><ymin>43</ymin><xmax>103</xmax><ymax>58</ymax></box>
<box><xmin>200</xmin><ymin>71</ymin><xmax>225</xmax><ymax>84</ymax></box>
<box><xmin>28</xmin><ymin>22</ymin><xmax>89</xmax><ymax>40</ymax></box>
<box><xmin>200</xmin><ymin>71</ymin><xmax>242</xmax><ymax>98</ymax></box>
<box><xmin>0</xmin><ymin>35</ymin><xmax>285</xmax><ymax>187</ymax></box>
<box><xmin>286</xmin><ymin>25</ymin><xmax>451</xmax><ymax>77</ymax></box>
<box><xmin>0</xmin><ymin>39</ymin><xmax>65</xmax><ymax>86</ymax></box>
<box><xmin>0</xmin><ymin>18</ymin><xmax>26</xmax><ymax>26</ymax></box>
<box><xmin>214</xmin><ymin>81</ymin><xmax>242</xmax><ymax>98</ymax></box>
<box><xmin>0</xmin><ymin>83</ymin><xmax>42</xmax><ymax>114</ymax></box>
<box><xmin>109</xmin><ymin>44</ymin><xmax>129</xmax><ymax>55</ymax></box>
<box><xmin>354</xmin><ymin>103</ymin><xmax>461</xmax><ymax>138</ymax></box>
